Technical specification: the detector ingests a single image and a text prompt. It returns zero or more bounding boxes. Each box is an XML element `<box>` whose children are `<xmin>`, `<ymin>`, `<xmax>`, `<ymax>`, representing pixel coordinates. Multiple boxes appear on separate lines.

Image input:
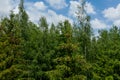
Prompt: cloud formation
<box><xmin>103</xmin><ymin>4</ymin><xmax>120</xmax><ymax>20</ymax></box>
<box><xmin>69</xmin><ymin>0</ymin><xmax>96</xmax><ymax>18</ymax></box>
<box><xmin>91</xmin><ymin>18</ymin><xmax>108</xmax><ymax>29</ymax></box>
<box><xmin>25</xmin><ymin>1</ymin><xmax>72</xmax><ymax>25</ymax></box>
<box><xmin>45</xmin><ymin>0</ymin><xmax>68</xmax><ymax>9</ymax></box>
<box><xmin>34</xmin><ymin>2</ymin><xmax>47</xmax><ymax>11</ymax></box>
<box><xmin>103</xmin><ymin>3</ymin><xmax>120</xmax><ymax>26</ymax></box>
<box><xmin>85</xmin><ymin>2</ymin><xmax>96</xmax><ymax>14</ymax></box>
<box><xmin>69</xmin><ymin>1</ymin><xmax>80</xmax><ymax>17</ymax></box>
<box><xmin>0</xmin><ymin>0</ymin><xmax>72</xmax><ymax>25</ymax></box>
<box><xmin>0</xmin><ymin>0</ymin><xmax>19</xmax><ymax>17</ymax></box>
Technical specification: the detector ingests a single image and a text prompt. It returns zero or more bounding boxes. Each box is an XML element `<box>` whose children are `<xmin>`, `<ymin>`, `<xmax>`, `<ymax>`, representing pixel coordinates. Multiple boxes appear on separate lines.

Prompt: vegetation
<box><xmin>0</xmin><ymin>0</ymin><xmax>120</xmax><ymax>80</ymax></box>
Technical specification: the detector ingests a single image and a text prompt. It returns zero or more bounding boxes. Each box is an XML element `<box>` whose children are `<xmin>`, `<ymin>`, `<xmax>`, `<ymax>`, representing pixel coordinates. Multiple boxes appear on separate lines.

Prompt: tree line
<box><xmin>0</xmin><ymin>0</ymin><xmax>120</xmax><ymax>80</ymax></box>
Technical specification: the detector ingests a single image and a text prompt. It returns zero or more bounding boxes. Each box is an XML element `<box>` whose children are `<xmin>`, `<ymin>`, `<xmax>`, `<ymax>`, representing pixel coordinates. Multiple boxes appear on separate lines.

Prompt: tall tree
<box><xmin>29</xmin><ymin>17</ymin><xmax>51</xmax><ymax>80</ymax></box>
<box><xmin>76</xmin><ymin>0</ymin><xmax>92</xmax><ymax>60</ymax></box>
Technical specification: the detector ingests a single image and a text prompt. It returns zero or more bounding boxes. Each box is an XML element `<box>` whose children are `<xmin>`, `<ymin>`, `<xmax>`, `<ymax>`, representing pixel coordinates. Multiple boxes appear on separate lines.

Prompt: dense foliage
<box><xmin>0</xmin><ymin>0</ymin><xmax>120</xmax><ymax>80</ymax></box>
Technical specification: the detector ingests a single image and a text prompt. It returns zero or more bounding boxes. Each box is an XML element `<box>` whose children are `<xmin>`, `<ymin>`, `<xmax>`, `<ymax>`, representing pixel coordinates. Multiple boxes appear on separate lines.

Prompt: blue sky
<box><xmin>0</xmin><ymin>0</ymin><xmax>120</xmax><ymax>33</ymax></box>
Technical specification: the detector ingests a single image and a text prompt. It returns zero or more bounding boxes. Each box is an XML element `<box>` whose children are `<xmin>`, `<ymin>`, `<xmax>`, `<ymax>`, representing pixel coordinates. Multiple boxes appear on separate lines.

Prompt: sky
<box><xmin>0</xmin><ymin>0</ymin><xmax>120</xmax><ymax>35</ymax></box>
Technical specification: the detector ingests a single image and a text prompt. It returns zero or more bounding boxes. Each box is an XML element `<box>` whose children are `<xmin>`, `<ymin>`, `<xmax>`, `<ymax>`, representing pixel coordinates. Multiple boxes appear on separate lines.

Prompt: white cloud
<box><xmin>0</xmin><ymin>0</ymin><xmax>72</xmax><ymax>25</ymax></box>
<box><xmin>103</xmin><ymin>4</ymin><xmax>120</xmax><ymax>20</ymax></box>
<box><xmin>85</xmin><ymin>2</ymin><xmax>96</xmax><ymax>14</ymax></box>
<box><xmin>69</xmin><ymin>1</ymin><xmax>80</xmax><ymax>18</ymax></box>
<box><xmin>47</xmin><ymin>10</ymin><xmax>73</xmax><ymax>25</ymax></box>
<box><xmin>13</xmin><ymin>6</ymin><xmax>19</xmax><ymax>14</ymax></box>
<box><xmin>113</xmin><ymin>20</ymin><xmax>120</xmax><ymax>27</ymax></box>
<box><xmin>0</xmin><ymin>0</ymin><xmax>71</xmax><ymax>25</ymax></box>
<box><xmin>45</xmin><ymin>0</ymin><xmax>67</xmax><ymax>9</ymax></box>
<box><xmin>0</xmin><ymin>0</ymin><xmax>11</xmax><ymax>14</ymax></box>
<box><xmin>0</xmin><ymin>0</ymin><xmax>19</xmax><ymax>17</ymax></box>
<box><xmin>103</xmin><ymin>3</ymin><xmax>120</xmax><ymax>27</ymax></box>
<box><xmin>34</xmin><ymin>2</ymin><xmax>47</xmax><ymax>11</ymax></box>
<box><xmin>25</xmin><ymin>2</ymin><xmax>47</xmax><ymax>23</ymax></box>
<box><xmin>91</xmin><ymin>18</ymin><xmax>108</xmax><ymax>29</ymax></box>
<box><xmin>26</xmin><ymin>1</ymin><xmax>73</xmax><ymax>25</ymax></box>
<box><xmin>69</xmin><ymin>1</ymin><xmax>96</xmax><ymax>18</ymax></box>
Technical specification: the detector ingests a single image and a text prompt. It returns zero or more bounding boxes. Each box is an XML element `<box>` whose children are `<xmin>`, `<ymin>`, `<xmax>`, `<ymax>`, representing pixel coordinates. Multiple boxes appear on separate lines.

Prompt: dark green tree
<box><xmin>46</xmin><ymin>20</ymin><xmax>91</xmax><ymax>80</ymax></box>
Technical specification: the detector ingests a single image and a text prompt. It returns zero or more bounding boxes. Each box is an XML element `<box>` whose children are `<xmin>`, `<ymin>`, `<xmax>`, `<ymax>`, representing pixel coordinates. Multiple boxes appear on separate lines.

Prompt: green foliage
<box><xmin>105</xmin><ymin>76</ymin><xmax>113</xmax><ymax>80</ymax></box>
<box><xmin>0</xmin><ymin>0</ymin><xmax>120</xmax><ymax>79</ymax></box>
<box><xmin>0</xmin><ymin>11</ymin><xmax>23</xmax><ymax>80</ymax></box>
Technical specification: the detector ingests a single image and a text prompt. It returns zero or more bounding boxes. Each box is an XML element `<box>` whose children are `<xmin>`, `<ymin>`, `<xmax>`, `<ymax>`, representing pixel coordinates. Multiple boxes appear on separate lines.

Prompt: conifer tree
<box><xmin>46</xmin><ymin>20</ymin><xmax>91</xmax><ymax>80</ymax></box>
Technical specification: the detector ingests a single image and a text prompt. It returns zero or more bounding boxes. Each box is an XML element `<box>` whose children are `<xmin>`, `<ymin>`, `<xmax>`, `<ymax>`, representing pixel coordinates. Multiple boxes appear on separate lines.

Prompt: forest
<box><xmin>0</xmin><ymin>0</ymin><xmax>120</xmax><ymax>80</ymax></box>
